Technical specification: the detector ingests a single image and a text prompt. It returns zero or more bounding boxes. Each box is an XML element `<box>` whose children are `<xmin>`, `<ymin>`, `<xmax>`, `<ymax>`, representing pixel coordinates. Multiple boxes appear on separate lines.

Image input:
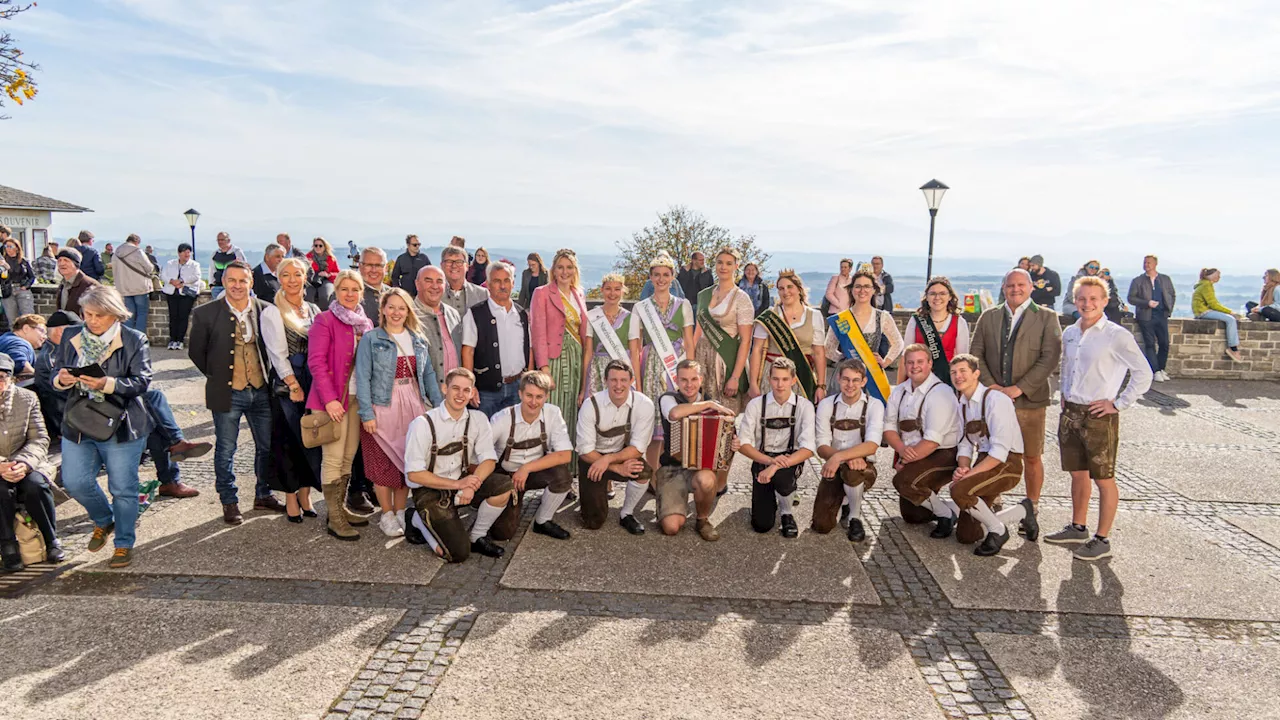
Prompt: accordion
<box><xmin>671</xmin><ymin>412</ymin><xmax>735</xmax><ymax>471</ymax></box>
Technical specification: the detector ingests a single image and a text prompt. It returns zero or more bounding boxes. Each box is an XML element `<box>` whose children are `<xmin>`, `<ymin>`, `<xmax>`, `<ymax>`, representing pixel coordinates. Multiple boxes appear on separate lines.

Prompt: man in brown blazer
<box><xmin>970</xmin><ymin>268</ymin><xmax>1062</xmax><ymax>535</ymax></box>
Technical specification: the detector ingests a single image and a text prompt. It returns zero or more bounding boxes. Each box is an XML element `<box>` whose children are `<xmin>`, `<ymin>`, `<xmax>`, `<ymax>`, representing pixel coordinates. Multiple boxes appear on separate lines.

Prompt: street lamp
<box><xmin>183</xmin><ymin>209</ymin><xmax>200</xmax><ymax>255</ymax></box>
<box><xmin>919</xmin><ymin>180</ymin><xmax>948</xmax><ymax>280</ymax></box>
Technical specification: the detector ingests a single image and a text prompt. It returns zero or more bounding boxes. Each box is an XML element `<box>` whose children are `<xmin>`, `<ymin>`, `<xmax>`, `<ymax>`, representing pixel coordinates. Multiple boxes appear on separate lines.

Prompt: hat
<box><xmin>57</xmin><ymin>248</ymin><xmax>82</xmax><ymax>267</ymax></box>
<box><xmin>47</xmin><ymin>310</ymin><xmax>82</xmax><ymax>328</ymax></box>
<box><xmin>1029</xmin><ymin>254</ymin><xmax>1044</xmax><ymax>265</ymax></box>
<box><xmin>0</xmin><ymin>353</ymin><xmax>14</xmax><ymax>374</ymax></box>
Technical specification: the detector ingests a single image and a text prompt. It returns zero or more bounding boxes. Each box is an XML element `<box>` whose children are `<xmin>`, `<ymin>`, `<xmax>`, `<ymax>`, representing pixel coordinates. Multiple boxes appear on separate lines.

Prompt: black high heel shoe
<box><xmin>287</xmin><ymin>513</ymin><xmax>304</xmax><ymax>524</ymax></box>
<box><xmin>301</xmin><ymin>508</ymin><xmax>318</xmax><ymax>518</ymax></box>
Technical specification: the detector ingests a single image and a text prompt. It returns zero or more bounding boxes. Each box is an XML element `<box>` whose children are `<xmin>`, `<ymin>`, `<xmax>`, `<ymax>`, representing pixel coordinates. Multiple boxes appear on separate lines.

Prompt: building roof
<box><xmin>0</xmin><ymin>184</ymin><xmax>92</xmax><ymax>213</ymax></box>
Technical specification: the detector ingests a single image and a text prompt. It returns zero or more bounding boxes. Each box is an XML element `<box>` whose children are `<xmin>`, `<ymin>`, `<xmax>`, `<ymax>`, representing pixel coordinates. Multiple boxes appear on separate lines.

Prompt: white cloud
<box><xmin>5</xmin><ymin>0</ymin><xmax>1279</xmax><ymax>270</ymax></box>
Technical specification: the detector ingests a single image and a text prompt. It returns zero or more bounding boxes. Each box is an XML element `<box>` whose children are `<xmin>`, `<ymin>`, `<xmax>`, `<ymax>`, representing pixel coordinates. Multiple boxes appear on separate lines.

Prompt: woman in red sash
<box><xmin>899</xmin><ymin>276</ymin><xmax>968</xmax><ymax>386</ymax></box>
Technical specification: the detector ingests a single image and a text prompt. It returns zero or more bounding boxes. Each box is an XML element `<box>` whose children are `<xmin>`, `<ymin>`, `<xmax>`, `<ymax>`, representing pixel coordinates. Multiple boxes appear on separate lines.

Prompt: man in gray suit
<box><xmin>1126</xmin><ymin>255</ymin><xmax>1177</xmax><ymax>382</ymax></box>
<box><xmin>440</xmin><ymin>245</ymin><xmax>488</xmax><ymax>316</ymax></box>
<box><xmin>414</xmin><ymin>265</ymin><xmax>462</xmax><ymax>393</ymax></box>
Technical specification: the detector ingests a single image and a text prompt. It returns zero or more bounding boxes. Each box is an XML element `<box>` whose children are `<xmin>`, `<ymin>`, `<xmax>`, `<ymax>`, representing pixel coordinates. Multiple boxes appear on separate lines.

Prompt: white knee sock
<box><xmin>968</xmin><ymin>498</ymin><xmax>1006</xmax><ymax>535</ymax></box>
<box><xmin>996</xmin><ymin>502</ymin><xmax>1027</xmax><ymax>526</ymax></box>
<box><xmin>621</xmin><ymin>481</ymin><xmax>647</xmax><ymax>518</ymax></box>
<box><xmin>411</xmin><ymin>511</ymin><xmax>440</xmax><ymax>553</ymax></box>
<box><xmin>469</xmin><ymin>501</ymin><xmax>504</xmax><ymax>541</ymax></box>
<box><xmin>924</xmin><ymin>493</ymin><xmax>957</xmax><ymax>518</ymax></box>
<box><xmin>536</xmin><ymin>490</ymin><xmax>569</xmax><ymax>524</ymax></box>
<box><xmin>843</xmin><ymin>484</ymin><xmax>865</xmax><ymax>520</ymax></box>
<box><xmin>776</xmin><ymin>492</ymin><xmax>793</xmax><ymax>516</ymax></box>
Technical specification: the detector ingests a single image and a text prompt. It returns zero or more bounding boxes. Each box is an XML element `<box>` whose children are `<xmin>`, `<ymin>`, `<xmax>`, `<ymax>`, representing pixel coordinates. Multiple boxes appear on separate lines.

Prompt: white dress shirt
<box><xmin>404</xmin><ymin>405</ymin><xmax>498</xmax><ymax>488</ymax></box>
<box><xmin>752</xmin><ymin>306</ymin><xmax>826</xmax><ymax>349</ymax></box>
<box><xmin>260</xmin><ymin>304</ymin><xmax>316</xmax><ymax>379</ymax></box>
<box><xmin>957</xmin><ymin>384</ymin><xmax>1024</xmax><ymax>463</ymax></box>
<box><xmin>226</xmin><ymin>298</ymin><xmax>257</xmax><ymax>342</ymax></box>
<box><xmin>658</xmin><ymin>392</ymin><xmax>699</xmax><ymax>423</ymax></box>
<box><xmin>489</xmin><ymin>403</ymin><xmax>574</xmax><ymax>473</ymax></box>
<box><xmin>462</xmin><ymin>298</ymin><xmax>528</xmax><ymax>379</ymax></box>
<box><xmin>738</xmin><ymin>391</ymin><xmax>817</xmax><ymax>454</ymax></box>
<box><xmin>1060</xmin><ymin>318</ymin><xmax>1153</xmax><ymax>410</ymax></box>
<box><xmin>1006</xmin><ymin>298</ymin><xmax>1032</xmax><ymax>338</ymax></box>
<box><xmin>816</xmin><ymin>393</ymin><xmax>885</xmax><ymax>451</ymax></box>
<box><xmin>576</xmin><ymin>389</ymin><xmax>656</xmax><ymax>455</ymax></box>
<box><xmin>885</xmin><ymin>373</ymin><xmax>961</xmax><ymax>449</ymax></box>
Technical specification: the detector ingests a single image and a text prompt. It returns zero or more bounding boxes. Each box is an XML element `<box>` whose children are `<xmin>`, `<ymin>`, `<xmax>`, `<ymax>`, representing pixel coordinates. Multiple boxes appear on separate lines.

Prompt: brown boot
<box><xmin>340</xmin><ymin>475</ymin><xmax>370</xmax><ymax>526</ymax></box>
<box><xmin>323</xmin><ymin>484</ymin><xmax>359</xmax><ymax>541</ymax></box>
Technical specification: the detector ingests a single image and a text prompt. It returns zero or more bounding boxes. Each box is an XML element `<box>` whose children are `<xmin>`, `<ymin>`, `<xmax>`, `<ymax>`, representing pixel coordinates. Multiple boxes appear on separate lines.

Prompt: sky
<box><xmin>4</xmin><ymin>0</ymin><xmax>1279</xmax><ymax>273</ymax></box>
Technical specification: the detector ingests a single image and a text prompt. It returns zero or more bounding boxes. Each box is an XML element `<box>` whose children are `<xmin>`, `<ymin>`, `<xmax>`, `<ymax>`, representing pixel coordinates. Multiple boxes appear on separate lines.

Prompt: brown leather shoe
<box><xmin>158</xmin><ymin>482</ymin><xmax>200</xmax><ymax>499</ymax></box>
<box><xmin>222</xmin><ymin>503</ymin><xmax>243</xmax><ymax>525</ymax></box>
<box><xmin>696</xmin><ymin>518</ymin><xmax>720</xmax><ymax>542</ymax></box>
<box><xmin>254</xmin><ymin>495</ymin><xmax>287</xmax><ymax>513</ymax></box>
<box><xmin>169</xmin><ymin>440</ymin><xmax>213</xmax><ymax>462</ymax></box>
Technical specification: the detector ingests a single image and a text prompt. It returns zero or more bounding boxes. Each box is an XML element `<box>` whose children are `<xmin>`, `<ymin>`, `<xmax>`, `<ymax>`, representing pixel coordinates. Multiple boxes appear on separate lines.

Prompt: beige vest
<box><xmin>231</xmin><ymin>315</ymin><xmax>266</xmax><ymax>391</ymax></box>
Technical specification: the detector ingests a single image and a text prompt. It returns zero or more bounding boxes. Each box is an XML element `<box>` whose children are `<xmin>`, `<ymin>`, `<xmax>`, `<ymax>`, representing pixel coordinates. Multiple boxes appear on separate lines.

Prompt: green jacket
<box><xmin>1192</xmin><ymin>280</ymin><xmax>1232</xmax><ymax>316</ymax></box>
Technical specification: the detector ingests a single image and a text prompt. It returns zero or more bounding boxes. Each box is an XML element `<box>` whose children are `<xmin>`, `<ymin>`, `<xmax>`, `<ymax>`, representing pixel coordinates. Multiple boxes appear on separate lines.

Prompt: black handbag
<box><xmin>64</xmin><ymin>391</ymin><xmax>129</xmax><ymax>442</ymax></box>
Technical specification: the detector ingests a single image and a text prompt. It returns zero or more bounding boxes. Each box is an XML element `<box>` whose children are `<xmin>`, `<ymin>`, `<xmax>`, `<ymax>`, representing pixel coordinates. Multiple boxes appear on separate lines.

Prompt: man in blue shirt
<box><xmin>74</xmin><ymin>230</ymin><xmax>107</xmax><ymax>281</ymax></box>
<box><xmin>0</xmin><ymin>313</ymin><xmax>46</xmax><ymax>387</ymax></box>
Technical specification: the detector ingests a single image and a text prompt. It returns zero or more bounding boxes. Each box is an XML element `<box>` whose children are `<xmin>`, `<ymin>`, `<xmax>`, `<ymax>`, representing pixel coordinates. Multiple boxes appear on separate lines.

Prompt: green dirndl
<box><xmin>549</xmin><ymin>329</ymin><xmax>583</xmax><ymax>473</ymax></box>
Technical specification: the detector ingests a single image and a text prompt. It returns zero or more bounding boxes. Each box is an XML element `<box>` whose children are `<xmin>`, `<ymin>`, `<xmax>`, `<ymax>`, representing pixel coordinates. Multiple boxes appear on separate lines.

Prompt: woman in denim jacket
<box><xmin>355</xmin><ymin>288</ymin><xmax>444</xmax><ymax>537</ymax></box>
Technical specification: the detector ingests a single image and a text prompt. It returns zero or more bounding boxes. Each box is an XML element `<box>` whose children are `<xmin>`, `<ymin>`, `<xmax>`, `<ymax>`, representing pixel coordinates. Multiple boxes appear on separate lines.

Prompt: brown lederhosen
<box><xmin>579</xmin><ymin>396</ymin><xmax>653</xmax><ymax>530</ymax></box>
<box><xmin>891</xmin><ymin>382</ymin><xmax>959</xmax><ymax>517</ymax></box>
<box><xmin>812</xmin><ymin>398</ymin><xmax>877</xmax><ymax>534</ymax></box>
<box><xmin>1058</xmin><ymin>401</ymin><xmax>1120</xmax><ymax>480</ymax></box>
<box><xmin>410</xmin><ymin>412</ymin><xmax>514</xmax><ymax>562</ymax></box>
<box><xmin>952</xmin><ymin>390</ymin><xmax>1024</xmax><ymax>543</ymax></box>
<box><xmin>750</xmin><ymin>399</ymin><xmax>802</xmax><ymax>533</ymax></box>
<box><xmin>490</xmin><ymin>406</ymin><xmax>573</xmax><ymax>539</ymax></box>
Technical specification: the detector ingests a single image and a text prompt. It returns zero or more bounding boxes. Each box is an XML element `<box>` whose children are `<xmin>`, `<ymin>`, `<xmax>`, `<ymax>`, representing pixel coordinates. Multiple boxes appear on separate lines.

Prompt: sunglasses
<box><xmin>408</xmin><ymin>243</ymin><xmax>420</xmax><ymax>248</ymax></box>
<box><xmin>1087</xmin><ymin>265</ymin><xmax>1099</xmax><ymax>270</ymax></box>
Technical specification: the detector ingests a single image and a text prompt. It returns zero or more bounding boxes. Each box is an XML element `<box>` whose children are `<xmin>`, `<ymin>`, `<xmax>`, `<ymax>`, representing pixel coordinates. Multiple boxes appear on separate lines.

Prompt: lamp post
<box><xmin>919</xmin><ymin>180</ymin><xmax>948</xmax><ymax>280</ymax></box>
<box><xmin>183</xmin><ymin>209</ymin><xmax>200</xmax><ymax>256</ymax></box>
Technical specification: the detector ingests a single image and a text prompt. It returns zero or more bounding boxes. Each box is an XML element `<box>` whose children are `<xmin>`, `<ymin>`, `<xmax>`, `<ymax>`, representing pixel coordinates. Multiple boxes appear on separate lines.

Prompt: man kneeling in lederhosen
<box><xmin>885</xmin><ymin>344</ymin><xmax>962</xmax><ymax>538</ymax></box>
<box><xmin>737</xmin><ymin>358</ymin><xmax>816</xmax><ymax>538</ymax></box>
<box><xmin>486</xmin><ymin>371</ymin><xmax>574</xmax><ymax>541</ymax></box>
<box><xmin>948</xmin><ymin>354</ymin><xmax>1038</xmax><ymax>556</ymax></box>
<box><xmin>812</xmin><ymin>358</ymin><xmax>884</xmax><ymax>542</ymax></box>
<box><xmin>656</xmin><ymin>359</ymin><xmax>736</xmax><ymax>541</ymax></box>
<box><xmin>403</xmin><ymin>367</ymin><xmax>513</xmax><ymax>561</ymax></box>
<box><xmin>576</xmin><ymin>359</ymin><xmax>656</xmax><ymax>534</ymax></box>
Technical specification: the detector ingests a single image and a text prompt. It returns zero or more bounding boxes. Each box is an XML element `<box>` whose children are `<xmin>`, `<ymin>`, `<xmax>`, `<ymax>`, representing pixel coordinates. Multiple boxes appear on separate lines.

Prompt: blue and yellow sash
<box><xmin>827</xmin><ymin>310</ymin><xmax>891</xmax><ymax>403</ymax></box>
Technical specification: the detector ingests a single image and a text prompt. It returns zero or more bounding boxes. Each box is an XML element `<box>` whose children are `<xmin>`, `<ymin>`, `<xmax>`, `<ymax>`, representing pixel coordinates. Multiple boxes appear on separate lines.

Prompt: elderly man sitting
<box><xmin>0</xmin><ymin>352</ymin><xmax>63</xmax><ymax>572</ymax></box>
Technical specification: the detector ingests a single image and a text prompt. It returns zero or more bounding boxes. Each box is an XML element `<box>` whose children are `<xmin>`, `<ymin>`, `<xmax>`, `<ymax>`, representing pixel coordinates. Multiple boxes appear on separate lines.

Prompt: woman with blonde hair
<box><xmin>306</xmin><ymin>237</ymin><xmax>340</xmax><ymax>310</ymax></box>
<box><xmin>630</xmin><ymin>252</ymin><xmax>695</xmax><ymax>470</ymax></box>
<box><xmin>1193</xmin><ymin>268</ymin><xmax>1243</xmax><ymax>363</ymax></box>
<box><xmin>580</xmin><ymin>273</ymin><xmax>631</xmax><ymax>401</ymax></box>
<box><xmin>531</xmin><ymin>249</ymin><xmax>589</xmax><ymax>464</ymax></box>
<box><xmin>306</xmin><ymin>269</ymin><xmax>375</xmax><ymax>540</ymax></box>
<box><xmin>1255</xmin><ymin>269</ymin><xmax>1280</xmax><ymax>322</ymax></box>
<box><xmin>261</xmin><ymin>257</ymin><xmax>323</xmax><ymax>521</ymax></box>
<box><xmin>355</xmin><ymin>288</ymin><xmax>444</xmax><ymax>537</ymax></box>
<box><xmin>749</xmin><ymin>269</ymin><xmax>825</xmax><ymax>401</ymax></box>
<box><xmin>693</xmin><ymin>246</ymin><xmax>754</xmax><ymax>413</ymax></box>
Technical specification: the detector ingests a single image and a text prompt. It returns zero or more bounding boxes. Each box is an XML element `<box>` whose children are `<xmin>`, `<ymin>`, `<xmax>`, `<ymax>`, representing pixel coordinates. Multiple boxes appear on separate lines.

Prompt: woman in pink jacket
<box><xmin>530</xmin><ymin>249</ymin><xmax>589</xmax><ymax>463</ymax></box>
<box><xmin>823</xmin><ymin>258</ymin><xmax>854</xmax><ymax>316</ymax></box>
<box><xmin>306</xmin><ymin>269</ymin><xmax>375</xmax><ymax>541</ymax></box>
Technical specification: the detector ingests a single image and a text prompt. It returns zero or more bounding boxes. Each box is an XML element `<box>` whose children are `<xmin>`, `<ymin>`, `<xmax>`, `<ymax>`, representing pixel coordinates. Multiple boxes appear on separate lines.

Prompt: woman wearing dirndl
<box><xmin>898</xmin><ymin>276</ymin><xmax>968</xmax><ymax>386</ymax></box>
<box><xmin>692</xmin><ymin>246</ymin><xmax>754</xmax><ymax>414</ymax></box>
<box><xmin>580</xmin><ymin>273</ymin><xmax>631</xmax><ymax>400</ymax></box>
<box><xmin>530</xmin><ymin>248</ymin><xmax>590</xmax><ymax>470</ymax></box>
<box><xmin>824</xmin><ymin>269</ymin><xmax>903</xmax><ymax>394</ymax></box>
<box><xmin>355</xmin><ymin>288</ymin><xmax>444</xmax><ymax>538</ymax></box>
<box><xmin>629</xmin><ymin>252</ymin><xmax>695</xmax><ymax>471</ymax></box>
<box><xmin>748</xmin><ymin>269</ymin><xmax>826</xmax><ymax>402</ymax></box>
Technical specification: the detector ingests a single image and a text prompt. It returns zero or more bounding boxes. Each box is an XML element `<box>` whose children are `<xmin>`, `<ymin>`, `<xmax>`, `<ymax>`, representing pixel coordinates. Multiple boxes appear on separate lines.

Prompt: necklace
<box><xmin>603</xmin><ymin>305</ymin><xmax>621</xmax><ymax>323</ymax></box>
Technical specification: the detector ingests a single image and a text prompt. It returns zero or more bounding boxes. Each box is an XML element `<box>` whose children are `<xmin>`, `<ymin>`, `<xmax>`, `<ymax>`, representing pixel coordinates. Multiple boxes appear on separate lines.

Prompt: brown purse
<box><xmin>301</xmin><ymin>339</ymin><xmax>357</xmax><ymax>448</ymax></box>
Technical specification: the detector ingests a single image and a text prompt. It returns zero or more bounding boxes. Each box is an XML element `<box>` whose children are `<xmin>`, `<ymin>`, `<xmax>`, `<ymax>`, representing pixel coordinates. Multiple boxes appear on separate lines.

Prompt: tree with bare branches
<box><xmin>1</xmin><ymin>1</ymin><xmax>38</xmax><ymax>119</ymax></box>
<box><xmin>612</xmin><ymin>205</ymin><xmax>770</xmax><ymax>300</ymax></box>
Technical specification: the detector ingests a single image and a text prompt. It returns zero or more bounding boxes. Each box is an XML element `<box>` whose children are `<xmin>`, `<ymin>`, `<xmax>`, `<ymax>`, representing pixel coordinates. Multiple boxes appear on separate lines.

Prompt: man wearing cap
<box><xmin>35</xmin><ymin>311</ymin><xmax>79</xmax><ymax>443</ymax></box>
<box><xmin>54</xmin><ymin>248</ymin><xmax>101</xmax><ymax>317</ymax></box>
<box><xmin>74</xmin><ymin>230</ymin><xmax>107</xmax><ymax>282</ymax></box>
<box><xmin>1027</xmin><ymin>255</ymin><xmax>1062</xmax><ymax>311</ymax></box>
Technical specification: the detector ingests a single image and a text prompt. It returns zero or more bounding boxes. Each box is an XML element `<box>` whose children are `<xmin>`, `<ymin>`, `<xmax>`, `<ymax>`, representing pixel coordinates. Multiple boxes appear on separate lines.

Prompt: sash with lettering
<box><xmin>696</xmin><ymin>286</ymin><xmax>749</xmax><ymax>396</ymax></box>
<box><xmin>755</xmin><ymin>307</ymin><xmax>818</xmax><ymax>400</ymax></box>
<box><xmin>588</xmin><ymin>310</ymin><xmax>629</xmax><ymax>363</ymax></box>
<box><xmin>914</xmin><ymin>312</ymin><xmax>953</xmax><ymax>387</ymax></box>
<box><xmin>635</xmin><ymin>297</ymin><xmax>683</xmax><ymax>389</ymax></box>
<box><xmin>827</xmin><ymin>310</ymin><xmax>891</xmax><ymax>404</ymax></box>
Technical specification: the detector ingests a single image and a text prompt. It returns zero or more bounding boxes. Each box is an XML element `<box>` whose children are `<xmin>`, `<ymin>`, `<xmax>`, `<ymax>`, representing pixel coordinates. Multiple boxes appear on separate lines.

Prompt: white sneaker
<box><xmin>1154</xmin><ymin>370</ymin><xmax>1168</xmax><ymax>382</ymax></box>
<box><xmin>396</xmin><ymin>509</ymin><xmax>406</xmax><ymax>531</ymax></box>
<box><xmin>379</xmin><ymin>512</ymin><xmax>404</xmax><ymax>537</ymax></box>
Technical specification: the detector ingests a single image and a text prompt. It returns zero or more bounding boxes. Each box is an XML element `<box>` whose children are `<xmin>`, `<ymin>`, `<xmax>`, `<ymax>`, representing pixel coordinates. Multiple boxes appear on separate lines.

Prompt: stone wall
<box><xmin>23</xmin><ymin>288</ymin><xmax>1276</xmax><ymax>380</ymax></box>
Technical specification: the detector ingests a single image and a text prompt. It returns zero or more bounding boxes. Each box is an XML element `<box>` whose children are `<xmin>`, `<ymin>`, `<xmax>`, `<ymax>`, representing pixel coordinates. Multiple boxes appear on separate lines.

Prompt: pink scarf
<box><xmin>329</xmin><ymin>301</ymin><xmax>373</xmax><ymax>335</ymax></box>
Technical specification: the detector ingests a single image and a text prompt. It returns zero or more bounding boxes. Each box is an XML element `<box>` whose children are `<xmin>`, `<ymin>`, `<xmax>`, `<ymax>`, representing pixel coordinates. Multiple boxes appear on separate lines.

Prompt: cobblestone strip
<box><xmin>1145</xmin><ymin>390</ymin><xmax>1279</xmax><ymax>442</ymax></box>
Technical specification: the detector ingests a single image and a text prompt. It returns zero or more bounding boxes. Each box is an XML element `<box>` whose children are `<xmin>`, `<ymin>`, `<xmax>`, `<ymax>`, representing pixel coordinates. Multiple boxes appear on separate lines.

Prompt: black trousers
<box><xmin>1136</xmin><ymin>312</ymin><xmax>1170</xmax><ymax>372</ymax></box>
<box><xmin>750</xmin><ymin>460</ymin><xmax>800</xmax><ymax>533</ymax></box>
<box><xmin>0</xmin><ymin>470</ymin><xmax>58</xmax><ymax>549</ymax></box>
<box><xmin>165</xmin><ymin>292</ymin><xmax>197</xmax><ymax>344</ymax></box>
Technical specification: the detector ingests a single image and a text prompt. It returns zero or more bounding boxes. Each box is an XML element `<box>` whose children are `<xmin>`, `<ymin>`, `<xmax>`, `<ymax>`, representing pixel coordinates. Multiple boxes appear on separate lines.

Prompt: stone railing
<box><xmin>25</xmin><ymin>287</ymin><xmax>1274</xmax><ymax>380</ymax></box>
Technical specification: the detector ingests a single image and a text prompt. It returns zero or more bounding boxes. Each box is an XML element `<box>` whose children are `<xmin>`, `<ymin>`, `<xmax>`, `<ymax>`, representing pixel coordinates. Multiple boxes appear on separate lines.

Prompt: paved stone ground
<box><xmin>3</xmin><ymin>350</ymin><xmax>1280</xmax><ymax>719</ymax></box>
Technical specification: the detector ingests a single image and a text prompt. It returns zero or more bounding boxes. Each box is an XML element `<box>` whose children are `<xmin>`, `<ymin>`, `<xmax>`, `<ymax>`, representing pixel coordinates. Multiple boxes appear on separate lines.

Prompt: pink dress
<box><xmin>361</xmin><ymin>355</ymin><xmax>425</xmax><ymax>488</ymax></box>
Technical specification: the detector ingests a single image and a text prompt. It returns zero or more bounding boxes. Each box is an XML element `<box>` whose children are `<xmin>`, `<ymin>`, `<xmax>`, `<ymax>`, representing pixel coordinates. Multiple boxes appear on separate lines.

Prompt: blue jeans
<box><xmin>1197</xmin><ymin>310</ymin><xmax>1239</xmax><ymax>348</ymax></box>
<box><xmin>210</xmin><ymin>286</ymin><xmax>225</xmax><ymax>300</ymax></box>
<box><xmin>123</xmin><ymin>293</ymin><xmax>150</xmax><ymax>334</ymax></box>
<box><xmin>212</xmin><ymin>386</ymin><xmax>273</xmax><ymax>505</ymax></box>
<box><xmin>1137</xmin><ymin>312</ymin><xmax>1170</xmax><ymax>372</ymax></box>
<box><xmin>477</xmin><ymin>383</ymin><xmax>520</xmax><ymax>418</ymax></box>
<box><xmin>144</xmin><ymin>389</ymin><xmax>184</xmax><ymax>447</ymax></box>
<box><xmin>61</xmin><ymin>434</ymin><xmax>147</xmax><ymax>548</ymax></box>
<box><xmin>147</xmin><ymin>428</ymin><xmax>180</xmax><ymax>486</ymax></box>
